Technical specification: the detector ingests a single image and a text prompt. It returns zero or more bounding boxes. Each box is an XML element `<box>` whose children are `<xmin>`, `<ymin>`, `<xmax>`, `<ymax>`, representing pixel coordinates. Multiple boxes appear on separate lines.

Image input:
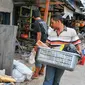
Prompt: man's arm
<box><xmin>75</xmin><ymin>44</ymin><xmax>82</xmax><ymax>55</ymax></box>
<box><xmin>37</xmin><ymin>32</ymin><xmax>41</xmax><ymax>41</ymax></box>
<box><xmin>71</xmin><ymin>29</ymin><xmax>82</xmax><ymax>55</ymax></box>
<box><xmin>34</xmin><ymin>32</ymin><xmax>41</xmax><ymax>51</ymax></box>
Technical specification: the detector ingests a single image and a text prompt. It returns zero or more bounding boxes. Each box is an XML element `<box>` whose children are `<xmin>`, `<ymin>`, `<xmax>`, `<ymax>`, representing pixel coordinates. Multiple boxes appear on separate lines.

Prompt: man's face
<box><xmin>50</xmin><ymin>18</ymin><xmax>59</xmax><ymax>30</ymax></box>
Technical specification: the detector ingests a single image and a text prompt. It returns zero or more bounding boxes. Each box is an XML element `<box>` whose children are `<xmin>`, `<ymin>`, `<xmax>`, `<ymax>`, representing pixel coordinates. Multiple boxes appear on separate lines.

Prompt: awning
<box><xmin>63</xmin><ymin>6</ymin><xmax>73</xmax><ymax>19</ymax></box>
<box><xmin>66</xmin><ymin>0</ymin><xmax>75</xmax><ymax>9</ymax></box>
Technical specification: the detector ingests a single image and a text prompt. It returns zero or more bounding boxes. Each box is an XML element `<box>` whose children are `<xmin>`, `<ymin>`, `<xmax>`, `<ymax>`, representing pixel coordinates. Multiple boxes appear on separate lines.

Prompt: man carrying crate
<box><xmin>43</xmin><ymin>14</ymin><xmax>82</xmax><ymax>85</ymax></box>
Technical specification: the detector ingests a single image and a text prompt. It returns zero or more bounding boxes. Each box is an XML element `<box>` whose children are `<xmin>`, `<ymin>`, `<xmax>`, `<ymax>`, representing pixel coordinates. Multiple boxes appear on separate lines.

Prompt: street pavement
<box><xmin>60</xmin><ymin>65</ymin><xmax>85</xmax><ymax>85</ymax></box>
<box><xmin>16</xmin><ymin>64</ymin><xmax>85</xmax><ymax>85</ymax></box>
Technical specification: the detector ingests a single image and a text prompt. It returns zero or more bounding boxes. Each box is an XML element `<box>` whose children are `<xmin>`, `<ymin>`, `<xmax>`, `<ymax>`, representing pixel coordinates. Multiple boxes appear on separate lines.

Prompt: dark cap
<box><xmin>33</xmin><ymin>10</ymin><xmax>41</xmax><ymax>18</ymax></box>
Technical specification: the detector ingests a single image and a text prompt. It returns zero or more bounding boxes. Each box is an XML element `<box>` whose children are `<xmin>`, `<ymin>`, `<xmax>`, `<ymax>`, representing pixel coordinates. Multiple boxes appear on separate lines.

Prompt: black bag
<box><xmin>63</xmin><ymin>43</ymin><xmax>78</xmax><ymax>54</ymax></box>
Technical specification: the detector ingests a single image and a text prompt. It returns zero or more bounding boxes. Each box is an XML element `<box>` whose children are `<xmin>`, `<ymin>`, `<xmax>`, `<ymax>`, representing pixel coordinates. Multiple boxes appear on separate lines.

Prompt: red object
<box><xmin>80</xmin><ymin>23</ymin><xmax>84</xmax><ymax>27</ymax></box>
<box><xmin>78</xmin><ymin>56</ymin><xmax>85</xmax><ymax>65</ymax></box>
<box><xmin>21</xmin><ymin>34</ymin><xmax>28</xmax><ymax>39</ymax></box>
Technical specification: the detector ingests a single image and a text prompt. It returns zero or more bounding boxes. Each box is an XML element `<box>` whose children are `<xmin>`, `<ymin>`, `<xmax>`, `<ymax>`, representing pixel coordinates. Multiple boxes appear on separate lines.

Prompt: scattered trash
<box><xmin>28</xmin><ymin>48</ymin><xmax>36</xmax><ymax>64</ymax></box>
<box><xmin>12</xmin><ymin>60</ymin><xmax>33</xmax><ymax>82</ymax></box>
<box><xmin>12</xmin><ymin>68</ymin><xmax>25</xmax><ymax>82</ymax></box>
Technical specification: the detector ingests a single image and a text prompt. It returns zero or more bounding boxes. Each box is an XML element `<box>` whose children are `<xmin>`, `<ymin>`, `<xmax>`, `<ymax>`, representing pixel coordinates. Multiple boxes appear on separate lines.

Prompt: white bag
<box><xmin>13</xmin><ymin>60</ymin><xmax>33</xmax><ymax>80</ymax></box>
<box><xmin>12</xmin><ymin>69</ymin><xmax>25</xmax><ymax>82</ymax></box>
<box><xmin>28</xmin><ymin>48</ymin><xmax>36</xmax><ymax>64</ymax></box>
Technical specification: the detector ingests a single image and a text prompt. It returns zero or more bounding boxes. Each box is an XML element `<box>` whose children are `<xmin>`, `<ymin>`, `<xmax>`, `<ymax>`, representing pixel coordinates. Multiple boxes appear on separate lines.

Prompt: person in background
<box><xmin>31</xmin><ymin>9</ymin><xmax>48</xmax><ymax>79</ymax></box>
<box><xmin>43</xmin><ymin>14</ymin><xmax>82</xmax><ymax>85</ymax></box>
<box><xmin>74</xmin><ymin>21</ymin><xmax>80</xmax><ymax>34</ymax></box>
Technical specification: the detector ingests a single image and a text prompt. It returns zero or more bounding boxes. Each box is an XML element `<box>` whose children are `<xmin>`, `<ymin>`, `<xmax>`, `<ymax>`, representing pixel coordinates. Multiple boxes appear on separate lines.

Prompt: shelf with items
<box><xmin>17</xmin><ymin>6</ymin><xmax>33</xmax><ymax>40</ymax></box>
<box><xmin>16</xmin><ymin>6</ymin><xmax>35</xmax><ymax>53</ymax></box>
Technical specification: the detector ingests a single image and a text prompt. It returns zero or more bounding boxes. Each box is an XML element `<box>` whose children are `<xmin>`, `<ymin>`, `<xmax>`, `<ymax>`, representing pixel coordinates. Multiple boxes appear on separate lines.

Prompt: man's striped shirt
<box><xmin>47</xmin><ymin>27</ymin><xmax>81</xmax><ymax>47</ymax></box>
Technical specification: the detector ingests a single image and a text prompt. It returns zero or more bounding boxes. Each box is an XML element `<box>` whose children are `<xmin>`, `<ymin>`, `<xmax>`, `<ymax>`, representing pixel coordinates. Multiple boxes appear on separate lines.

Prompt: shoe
<box><xmin>39</xmin><ymin>66</ymin><xmax>45</xmax><ymax>75</ymax></box>
<box><xmin>32</xmin><ymin>67</ymin><xmax>40</xmax><ymax>79</ymax></box>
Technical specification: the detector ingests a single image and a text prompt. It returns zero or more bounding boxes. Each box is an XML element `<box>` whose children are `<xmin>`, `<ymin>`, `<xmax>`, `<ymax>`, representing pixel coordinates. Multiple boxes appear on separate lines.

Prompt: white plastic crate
<box><xmin>36</xmin><ymin>47</ymin><xmax>80</xmax><ymax>71</ymax></box>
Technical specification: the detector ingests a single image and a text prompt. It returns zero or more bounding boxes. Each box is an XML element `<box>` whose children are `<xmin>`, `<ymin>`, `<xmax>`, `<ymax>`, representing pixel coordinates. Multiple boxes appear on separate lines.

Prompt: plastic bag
<box><xmin>28</xmin><ymin>48</ymin><xmax>36</xmax><ymax>64</ymax></box>
<box><xmin>13</xmin><ymin>60</ymin><xmax>33</xmax><ymax>80</ymax></box>
<box><xmin>0</xmin><ymin>75</ymin><xmax>16</xmax><ymax>83</ymax></box>
<box><xmin>12</xmin><ymin>69</ymin><xmax>25</xmax><ymax>82</ymax></box>
<box><xmin>63</xmin><ymin>43</ymin><xmax>78</xmax><ymax>54</ymax></box>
